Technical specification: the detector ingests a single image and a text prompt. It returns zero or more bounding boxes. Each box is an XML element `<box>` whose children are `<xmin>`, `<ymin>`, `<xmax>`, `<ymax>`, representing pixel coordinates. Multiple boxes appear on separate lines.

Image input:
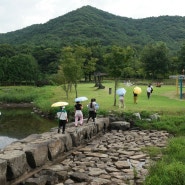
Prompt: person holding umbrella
<box><xmin>133</xmin><ymin>92</ymin><xmax>138</xmax><ymax>104</ymax></box>
<box><xmin>133</xmin><ymin>86</ymin><xmax>142</xmax><ymax>104</ymax></box>
<box><xmin>119</xmin><ymin>95</ymin><xmax>124</xmax><ymax>108</ymax></box>
<box><xmin>57</xmin><ymin>106</ymin><xmax>68</xmax><ymax>134</ymax></box>
<box><xmin>116</xmin><ymin>88</ymin><xmax>126</xmax><ymax>108</ymax></box>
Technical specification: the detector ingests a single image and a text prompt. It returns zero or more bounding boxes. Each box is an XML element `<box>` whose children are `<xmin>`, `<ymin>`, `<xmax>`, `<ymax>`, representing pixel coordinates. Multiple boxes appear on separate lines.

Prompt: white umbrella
<box><xmin>75</xmin><ymin>96</ymin><xmax>88</xmax><ymax>102</ymax></box>
<box><xmin>116</xmin><ymin>88</ymin><xmax>126</xmax><ymax>96</ymax></box>
<box><xmin>51</xmin><ymin>102</ymin><xmax>69</xmax><ymax>107</ymax></box>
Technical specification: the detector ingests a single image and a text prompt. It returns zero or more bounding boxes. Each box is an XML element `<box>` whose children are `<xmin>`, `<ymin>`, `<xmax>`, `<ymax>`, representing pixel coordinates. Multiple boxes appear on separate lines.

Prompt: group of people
<box><xmin>118</xmin><ymin>84</ymin><xmax>153</xmax><ymax>106</ymax></box>
<box><xmin>56</xmin><ymin>98</ymin><xmax>98</xmax><ymax>134</ymax></box>
<box><xmin>57</xmin><ymin>84</ymin><xmax>153</xmax><ymax>134</ymax></box>
<box><xmin>133</xmin><ymin>84</ymin><xmax>153</xmax><ymax>104</ymax></box>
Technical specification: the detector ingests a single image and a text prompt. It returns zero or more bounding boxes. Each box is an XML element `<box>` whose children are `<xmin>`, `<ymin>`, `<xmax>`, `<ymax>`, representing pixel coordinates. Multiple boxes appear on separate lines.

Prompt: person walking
<box><xmin>93</xmin><ymin>98</ymin><xmax>99</xmax><ymax>121</ymax></box>
<box><xmin>57</xmin><ymin>106</ymin><xmax>68</xmax><ymax>134</ymax></box>
<box><xmin>119</xmin><ymin>95</ymin><xmax>124</xmax><ymax>108</ymax></box>
<box><xmin>147</xmin><ymin>84</ymin><xmax>153</xmax><ymax>99</ymax></box>
<box><xmin>87</xmin><ymin>98</ymin><xmax>96</xmax><ymax>124</ymax></box>
<box><xmin>74</xmin><ymin>101</ymin><xmax>83</xmax><ymax>126</ymax></box>
<box><xmin>133</xmin><ymin>92</ymin><xmax>138</xmax><ymax>104</ymax></box>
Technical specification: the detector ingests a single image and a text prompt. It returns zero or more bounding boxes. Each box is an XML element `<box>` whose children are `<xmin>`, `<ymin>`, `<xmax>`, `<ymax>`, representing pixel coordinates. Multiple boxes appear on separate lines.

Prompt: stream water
<box><xmin>0</xmin><ymin>107</ymin><xmax>57</xmax><ymax>149</ymax></box>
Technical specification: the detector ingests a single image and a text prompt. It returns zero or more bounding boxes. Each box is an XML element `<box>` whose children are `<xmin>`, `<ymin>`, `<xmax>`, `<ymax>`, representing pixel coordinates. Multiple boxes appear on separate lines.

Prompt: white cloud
<box><xmin>0</xmin><ymin>0</ymin><xmax>185</xmax><ymax>33</ymax></box>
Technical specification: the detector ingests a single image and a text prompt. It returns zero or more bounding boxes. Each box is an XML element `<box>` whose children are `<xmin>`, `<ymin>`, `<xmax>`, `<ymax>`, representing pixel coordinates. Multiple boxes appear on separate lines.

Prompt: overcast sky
<box><xmin>0</xmin><ymin>0</ymin><xmax>185</xmax><ymax>33</ymax></box>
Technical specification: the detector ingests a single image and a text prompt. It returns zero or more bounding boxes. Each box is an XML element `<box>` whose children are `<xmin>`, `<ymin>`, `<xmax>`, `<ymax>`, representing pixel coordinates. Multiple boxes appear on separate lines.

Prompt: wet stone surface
<box><xmin>23</xmin><ymin>129</ymin><xmax>170</xmax><ymax>185</ymax></box>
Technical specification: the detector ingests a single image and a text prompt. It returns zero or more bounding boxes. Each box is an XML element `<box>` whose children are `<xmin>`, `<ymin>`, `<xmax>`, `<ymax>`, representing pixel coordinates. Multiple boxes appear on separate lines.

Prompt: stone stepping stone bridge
<box><xmin>0</xmin><ymin>117</ymin><xmax>170</xmax><ymax>185</ymax></box>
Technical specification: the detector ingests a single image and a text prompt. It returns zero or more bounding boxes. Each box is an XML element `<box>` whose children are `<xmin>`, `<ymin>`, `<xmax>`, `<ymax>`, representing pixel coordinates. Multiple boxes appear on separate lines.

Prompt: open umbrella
<box><xmin>116</xmin><ymin>88</ymin><xmax>126</xmax><ymax>96</ymax></box>
<box><xmin>133</xmin><ymin>86</ymin><xmax>142</xmax><ymax>94</ymax></box>
<box><xmin>75</xmin><ymin>96</ymin><xmax>88</xmax><ymax>102</ymax></box>
<box><xmin>51</xmin><ymin>102</ymin><xmax>69</xmax><ymax>107</ymax></box>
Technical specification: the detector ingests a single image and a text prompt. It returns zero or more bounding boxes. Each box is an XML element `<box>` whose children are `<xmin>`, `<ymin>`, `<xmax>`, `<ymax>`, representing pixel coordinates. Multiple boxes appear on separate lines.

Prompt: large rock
<box><xmin>109</xmin><ymin>121</ymin><xmax>130</xmax><ymax>131</ymax></box>
<box><xmin>24</xmin><ymin>142</ymin><xmax>49</xmax><ymax>168</ymax></box>
<box><xmin>47</xmin><ymin>138</ymin><xmax>65</xmax><ymax>160</ymax></box>
<box><xmin>70</xmin><ymin>172</ymin><xmax>89</xmax><ymax>182</ymax></box>
<box><xmin>0</xmin><ymin>159</ymin><xmax>7</xmax><ymax>185</ymax></box>
<box><xmin>0</xmin><ymin>150</ymin><xmax>29</xmax><ymax>181</ymax></box>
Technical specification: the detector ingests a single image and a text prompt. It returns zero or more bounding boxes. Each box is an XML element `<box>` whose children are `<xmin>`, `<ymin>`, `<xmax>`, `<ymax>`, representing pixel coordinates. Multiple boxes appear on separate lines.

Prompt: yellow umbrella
<box><xmin>51</xmin><ymin>102</ymin><xmax>69</xmax><ymax>107</ymax></box>
<box><xmin>133</xmin><ymin>86</ymin><xmax>142</xmax><ymax>94</ymax></box>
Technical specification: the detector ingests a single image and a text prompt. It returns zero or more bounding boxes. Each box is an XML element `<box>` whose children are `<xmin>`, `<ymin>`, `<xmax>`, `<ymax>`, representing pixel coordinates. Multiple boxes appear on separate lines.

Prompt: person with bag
<box><xmin>87</xmin><ymin>98</ymin><xmax>96</xmax><ymax>124</ymax></box>
<box><xmin>147</xmin><ymin>84</ymin><xmax>153</xmax><ymax>99</ymax></box>
<box><xmin>57</xmin><ymin>106</ymin><xmax>68</xmax><ymax>134</ymax></box>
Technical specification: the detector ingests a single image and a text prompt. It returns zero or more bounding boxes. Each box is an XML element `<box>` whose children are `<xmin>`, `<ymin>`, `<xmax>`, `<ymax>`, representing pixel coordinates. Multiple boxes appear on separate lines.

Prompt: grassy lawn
<box><xmin>38</xmin><ymin>82</ymin><xmax>185</xmax><ymax>114</ymax></box>
<box><xmin>0</xmin><ymin>82</ymin><xmax>184</xmax><ymax>114</ymax></box>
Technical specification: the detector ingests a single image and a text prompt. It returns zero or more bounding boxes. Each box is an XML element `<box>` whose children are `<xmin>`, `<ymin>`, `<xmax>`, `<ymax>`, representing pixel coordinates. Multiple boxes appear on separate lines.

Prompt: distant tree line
<box><xmin>0</xmin><ymin>41</ymin><xmax>185</xmax><ymax>87</ymax></box>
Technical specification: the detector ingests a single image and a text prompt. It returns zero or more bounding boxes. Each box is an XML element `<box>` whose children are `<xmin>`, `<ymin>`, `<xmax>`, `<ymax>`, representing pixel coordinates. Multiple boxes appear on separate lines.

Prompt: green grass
<box><xmin>36</xmin><ymin>82</ymin><xmax>185</xmax><ymax>114</ymax></box>
<box><xmin>0</xmin><ymin>82</ymin><xmax>184</xmax><ymax>113</ymax></box>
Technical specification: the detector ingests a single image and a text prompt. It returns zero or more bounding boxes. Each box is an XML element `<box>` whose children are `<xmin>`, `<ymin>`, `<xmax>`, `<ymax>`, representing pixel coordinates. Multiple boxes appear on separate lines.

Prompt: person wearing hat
<box><xmin>57</xmin><ymin>106</ymin><xmax>68</xmax><ymax>134</ymax></box>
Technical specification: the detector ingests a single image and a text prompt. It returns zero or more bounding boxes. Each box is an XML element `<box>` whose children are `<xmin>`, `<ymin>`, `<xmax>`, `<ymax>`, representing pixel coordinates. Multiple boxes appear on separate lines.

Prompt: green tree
<box><xmin>104</xmin><ymin>46</ymin><xmax>132</xmax><ymax>106</ymax></box>
<box><xmin>141</xmin><ymin>42</ymin><xmax>169</xmax><ymax>79</ymax></box>
<box><xmin>0</xmin><ymin>57</ymin><xmax>11</xmax><ymax>84</ymax></box>
<box><xmin>58</xmin><ymin>46</ymin><xmax>84</xmax><ymax>98</ymax></box>
<box><xmin>9</xmin><ymin>54</ymin><xmax>39</xmax><ymax>85</ymax></box>
<box><xmin>177</xmin><ymin>43</ymin><xmax>185</xmax><ymax>74</ymax></box>
<box><xmin>32</xmin><ymin>46</ymin><xmax>60</xmax><ymax>76</ymax></box>
<box><xmin>0</xmin><ymin>44</ymin><xmax>15</xmax><ymax>57</ymax></box>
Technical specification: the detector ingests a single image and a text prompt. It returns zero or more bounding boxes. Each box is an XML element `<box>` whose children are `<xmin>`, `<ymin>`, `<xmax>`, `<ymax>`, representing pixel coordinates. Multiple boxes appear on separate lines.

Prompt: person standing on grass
<box><xmin>119</xmin><ymin>95</ymin><xmax>124</xmax><ymax>108</ymax></box>
<box><xmin>147</xmin><ymin>84</ymin><xmax>153</xmax><ymax>99</ymax></box>
<box><xmin>74</xmin><ymin>101</ymin><xmax>83</xmax><ymax>126</ymax></box>
<box><xmin>133</xmin><ymin>92</ymin><xmax>138</xmax><ymax>104</ymax></box>
<box><xmin>57</xmin><ymin>106</ymin><xmax>68</xmax><ymax>134</ymax></box>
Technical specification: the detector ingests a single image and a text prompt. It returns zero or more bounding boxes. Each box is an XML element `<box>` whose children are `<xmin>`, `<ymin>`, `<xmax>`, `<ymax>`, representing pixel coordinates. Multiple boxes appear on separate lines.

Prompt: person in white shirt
<box><xmin>57</xmin><ymin>106</ymin><xmax>68</xmax><ymax>134</ymax></box>
<box><xmin>147</xmin><ymin>84</ymin><xmax>153</xmax><ymax>99</ymax></box>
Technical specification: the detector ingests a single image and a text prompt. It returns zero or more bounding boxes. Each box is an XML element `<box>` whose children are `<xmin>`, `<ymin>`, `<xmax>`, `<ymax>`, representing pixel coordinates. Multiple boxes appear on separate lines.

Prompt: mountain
<box><xmin>0</xmin><ymin>5</ymin><xmax>185</xmax><ymax>52</ymax></box>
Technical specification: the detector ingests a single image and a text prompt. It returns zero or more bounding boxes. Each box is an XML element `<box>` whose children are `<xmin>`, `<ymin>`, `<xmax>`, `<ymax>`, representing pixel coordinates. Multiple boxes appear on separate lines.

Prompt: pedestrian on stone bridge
<box><xmin>57</xmin><ymin>106</ymin><xmax>68</xmax><ymax>134</ymax></box>
<box><xmin>74</xmin><ymin>101</ymin><xmax>83</xmax><ymax>126</ymax></box>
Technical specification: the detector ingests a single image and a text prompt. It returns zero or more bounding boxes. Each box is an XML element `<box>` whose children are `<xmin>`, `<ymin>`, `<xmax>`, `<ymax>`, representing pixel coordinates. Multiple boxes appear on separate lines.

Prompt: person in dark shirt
<box><xmin>74</xmin><ymin>101</ymin><xmax>83</xmax><ymax>126</ymax></box>
<box><xmin>133</xmin><ymin>92</ymin><xmax>138</xmax><ymax>104</ymax></box>
<box><xmin>87</xmin><ymin>98</ymin><xmax>96</xmax><ymax>124</ymax></box>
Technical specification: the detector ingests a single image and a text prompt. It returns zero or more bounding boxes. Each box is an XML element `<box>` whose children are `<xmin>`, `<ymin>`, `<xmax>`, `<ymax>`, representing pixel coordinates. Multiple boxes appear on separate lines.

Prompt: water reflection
<box><xmin>0</xmin><ymin>107</ymin><xmax>56</xmax><ymax>149</ymax></box>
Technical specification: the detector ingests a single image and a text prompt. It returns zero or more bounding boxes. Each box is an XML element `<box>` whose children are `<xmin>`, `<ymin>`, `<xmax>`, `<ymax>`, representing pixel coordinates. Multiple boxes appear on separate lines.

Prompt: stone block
<box><xmin>0</xmin><ymin>159</ymin><xmax>7</xmax><ymax>185</ymax></box>
<box><xmin>24</xmin><ymin>142</ymin><xmax>48</xmax><ymax>168</ymax></box>
<box><xmin>0</xmin><ymin>150</ymin><xmax>29</xmax><ymax>181</ymax></box>
<box><xmin>48</xmin><ymin>138</ymin><xmax>65</xmax><ymax>160</ymax></box>
<box><xmin>110</xmin><ymin>121</ymin><xmax>130</xmax><ymax>131</ymax></box>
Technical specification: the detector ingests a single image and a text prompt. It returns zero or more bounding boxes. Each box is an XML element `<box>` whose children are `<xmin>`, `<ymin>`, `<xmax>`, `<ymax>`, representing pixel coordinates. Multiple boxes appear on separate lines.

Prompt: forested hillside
<box><xmin>0</xmin><ymin>6</ymin><xmax>185</xmax><ymax>53</ymax></box>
